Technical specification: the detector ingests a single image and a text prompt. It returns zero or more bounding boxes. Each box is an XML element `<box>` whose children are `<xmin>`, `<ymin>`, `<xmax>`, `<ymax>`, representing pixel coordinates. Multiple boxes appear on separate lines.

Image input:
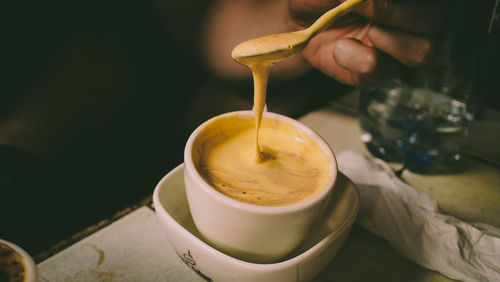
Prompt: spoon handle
<box><xmin>306</xmin><ymin>0</ymin><xmax>366</xmax><ymax>37</ymax></box>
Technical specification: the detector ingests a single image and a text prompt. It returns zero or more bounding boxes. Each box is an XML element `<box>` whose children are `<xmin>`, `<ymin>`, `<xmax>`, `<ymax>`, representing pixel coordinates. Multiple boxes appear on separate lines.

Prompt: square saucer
<box><xmin>153</xmin><ymin>164</ymin><xmax>359</xmax><ymax>282</ymax></box>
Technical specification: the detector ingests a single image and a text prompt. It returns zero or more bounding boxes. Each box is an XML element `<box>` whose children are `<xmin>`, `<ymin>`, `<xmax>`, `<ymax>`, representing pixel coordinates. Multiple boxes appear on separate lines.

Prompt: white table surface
<box><xmin>38</xmin><ymin>101</ymin><xmax>500</xmax><ymax>281</ymax></box>
<box><xmin>39</xmin><ymin>206</ymin><xmax>204</xmax><ymax>282</ymax></box>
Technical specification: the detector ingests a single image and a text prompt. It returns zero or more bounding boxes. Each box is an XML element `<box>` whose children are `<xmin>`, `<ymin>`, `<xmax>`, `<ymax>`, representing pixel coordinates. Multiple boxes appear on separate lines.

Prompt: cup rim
<box><xmin>184</xmin><ymin>110</ymin><xmax>338</xmax><ymax>215</ymax></box>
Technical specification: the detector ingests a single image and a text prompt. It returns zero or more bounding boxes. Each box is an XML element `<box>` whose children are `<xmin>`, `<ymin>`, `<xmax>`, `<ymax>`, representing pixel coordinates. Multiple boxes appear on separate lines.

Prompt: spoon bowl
<box><xmin>232</xmin><ymin>0</ymin><xmax>365</xmax><ymax>64</ymax></box>
<box><xmin>232</xmin><ymin>30</ymin><xmax>309</xmax><ymax>64</ymax></box>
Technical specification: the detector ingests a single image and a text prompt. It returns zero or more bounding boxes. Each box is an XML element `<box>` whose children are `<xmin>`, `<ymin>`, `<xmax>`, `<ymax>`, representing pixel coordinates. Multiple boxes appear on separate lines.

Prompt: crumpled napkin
<box><xmin>337</xmin><ymin>150</ymin><xmax>500</xmax><ymax>282</ymax></box>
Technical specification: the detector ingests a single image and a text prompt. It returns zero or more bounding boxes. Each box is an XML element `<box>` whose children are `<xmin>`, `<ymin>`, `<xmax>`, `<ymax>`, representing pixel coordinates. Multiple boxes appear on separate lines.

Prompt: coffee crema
<box><xmin>193</xmin><ymin>114</ymin><xmax>331</xmax><ymax>206</ymax></box>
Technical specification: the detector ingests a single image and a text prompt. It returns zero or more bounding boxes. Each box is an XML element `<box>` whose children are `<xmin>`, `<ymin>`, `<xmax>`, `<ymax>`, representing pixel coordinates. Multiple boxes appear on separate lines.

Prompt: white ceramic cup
<box><xmin>184</xmin><ymin>110</ymin><xmax>337</xmax><ymax>263</ymax></box>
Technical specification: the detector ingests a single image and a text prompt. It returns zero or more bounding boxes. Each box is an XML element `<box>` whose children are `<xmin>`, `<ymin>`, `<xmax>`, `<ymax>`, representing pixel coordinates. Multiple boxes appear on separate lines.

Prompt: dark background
<box><xmin>2</xmin><ymin>0</ymin><xmax>200</xmax><ymax>255</ymax></box>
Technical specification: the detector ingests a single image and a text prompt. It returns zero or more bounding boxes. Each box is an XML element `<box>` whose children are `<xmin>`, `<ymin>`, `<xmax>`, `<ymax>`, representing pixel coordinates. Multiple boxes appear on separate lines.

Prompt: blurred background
<box><xmin>2</xmin><ymin>0</ymin><xmax>196</xmax><ymax>256</ymax></box>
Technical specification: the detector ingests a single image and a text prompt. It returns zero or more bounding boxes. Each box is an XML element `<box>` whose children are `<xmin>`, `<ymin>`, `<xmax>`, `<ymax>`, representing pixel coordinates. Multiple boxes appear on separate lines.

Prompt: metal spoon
<box><xmin>232</xmin><ymin>0</ymin><xmax>365</xmax><ymax>64</ymax></box>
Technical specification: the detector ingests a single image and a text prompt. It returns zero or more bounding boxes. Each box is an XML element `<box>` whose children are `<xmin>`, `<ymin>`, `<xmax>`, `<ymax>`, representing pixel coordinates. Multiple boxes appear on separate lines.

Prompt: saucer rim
<box><xmin>152</xmin><ymin>163</ymin><xmax>359</xmax><ymax>269</ymax></box>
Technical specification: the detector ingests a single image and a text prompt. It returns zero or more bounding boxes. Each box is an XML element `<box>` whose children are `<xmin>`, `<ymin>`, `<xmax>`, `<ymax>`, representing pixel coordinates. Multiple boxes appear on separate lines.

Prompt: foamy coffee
<box><xmin>193</xmin><ymin>114</ymin><xmax>331</xmax><ymax>206</ymax></box>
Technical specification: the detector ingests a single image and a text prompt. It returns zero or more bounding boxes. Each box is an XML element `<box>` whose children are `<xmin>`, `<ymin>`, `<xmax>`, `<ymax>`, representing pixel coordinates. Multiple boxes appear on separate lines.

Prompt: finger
<box><xmin>301</xmin><ymin>23</ymin><xmax>369</xmax><ymax>85</ymax></box>
<box><xmin>302</xmin><ymin>23</ymin><xmax>398</xmax><ymax>86</ymax></box>
<box><xmin>353</xmin><ymin>0</ymin><xmax>450</xmax><ymax>35</ymax></box>
<box><xmin>332</xmin><ymin>38</ymin><xmax>399</xmax><ymax>85</ymax></box>
<box><xmin>368</xmin><ymin>24</ymin><xmax>436</xmax><ymax>67</ymax></box>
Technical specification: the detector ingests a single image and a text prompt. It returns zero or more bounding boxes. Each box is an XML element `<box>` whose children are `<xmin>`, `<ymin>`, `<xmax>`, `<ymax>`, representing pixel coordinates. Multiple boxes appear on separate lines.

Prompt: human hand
<box><xmin>289</xmin><ymin>0</ymin><xmax>450</xmax><ymax>85</ymax></box>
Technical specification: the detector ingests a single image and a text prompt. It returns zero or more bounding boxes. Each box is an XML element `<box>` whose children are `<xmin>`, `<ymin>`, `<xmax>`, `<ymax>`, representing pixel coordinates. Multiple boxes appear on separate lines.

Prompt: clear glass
<box><xmin>359</xmin><ymin>82</ymin><xmax>474</xmax><ymax>173</ymax></box>
<box><xmin>359</xmin><ymin>23</ymin><xmax>478</xmax><ymax>174</ymax></box>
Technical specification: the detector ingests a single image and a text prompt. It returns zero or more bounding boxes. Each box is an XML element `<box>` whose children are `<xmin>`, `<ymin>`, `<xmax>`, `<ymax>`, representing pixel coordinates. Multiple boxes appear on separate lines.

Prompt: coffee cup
<box><xmin>184</xmin><ymin>110</ymin><xmax>337</xmax><ymax>263</ymax></box>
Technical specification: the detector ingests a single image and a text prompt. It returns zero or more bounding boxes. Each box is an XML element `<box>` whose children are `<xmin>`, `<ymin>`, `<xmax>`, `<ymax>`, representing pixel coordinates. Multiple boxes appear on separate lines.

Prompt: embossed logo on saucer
<box><xmin>179</xmin><ymin>250</ymin><xmax>212</xmax><ymax>282</ymax></box>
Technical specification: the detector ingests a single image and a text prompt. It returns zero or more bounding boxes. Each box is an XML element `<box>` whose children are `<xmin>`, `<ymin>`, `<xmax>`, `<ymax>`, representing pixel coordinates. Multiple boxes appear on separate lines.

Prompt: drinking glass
<box><xmin>358</xmin><ymin>12</ymin><xmax>480</xmax><ymax>173</ymax></box>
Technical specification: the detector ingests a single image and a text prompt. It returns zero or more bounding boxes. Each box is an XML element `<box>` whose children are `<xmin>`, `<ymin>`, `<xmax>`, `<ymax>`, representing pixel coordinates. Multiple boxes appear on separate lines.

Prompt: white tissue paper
<box><xmin>337</xmin><ymin>150</ymin><xmax>500</xmax><ymax>282</ymax></box>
